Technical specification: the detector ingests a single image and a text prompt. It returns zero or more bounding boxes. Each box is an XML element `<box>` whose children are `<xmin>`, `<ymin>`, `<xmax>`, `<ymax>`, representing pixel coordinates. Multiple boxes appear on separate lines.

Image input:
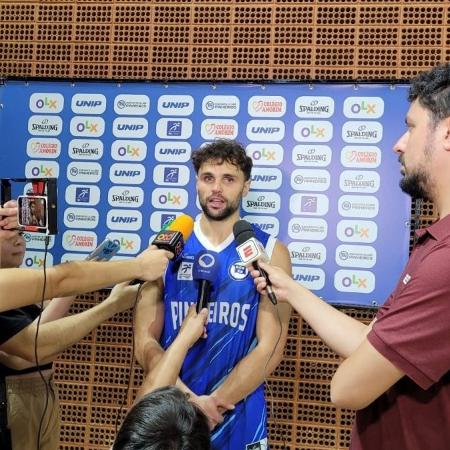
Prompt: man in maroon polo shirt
<box><xmin>251</xmin><ymin>63</ymin><xmax>450</xmax><ymax>450</ymax></box>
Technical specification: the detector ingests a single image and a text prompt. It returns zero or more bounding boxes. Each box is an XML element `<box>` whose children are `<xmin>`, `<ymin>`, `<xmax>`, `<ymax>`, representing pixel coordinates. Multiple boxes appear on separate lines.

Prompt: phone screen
<box><xmin>17</xmin><ymin>195</ymin><xmax>47</xmax><ymax>228</ymax></box>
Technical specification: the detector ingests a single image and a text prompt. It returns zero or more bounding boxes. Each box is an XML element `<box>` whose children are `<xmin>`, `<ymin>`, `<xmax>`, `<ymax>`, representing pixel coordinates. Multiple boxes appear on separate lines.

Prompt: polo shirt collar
<box><xmin>415</xmin><ymin>213</ymin><xmax>450</xmax><ymax>241</ymax></box>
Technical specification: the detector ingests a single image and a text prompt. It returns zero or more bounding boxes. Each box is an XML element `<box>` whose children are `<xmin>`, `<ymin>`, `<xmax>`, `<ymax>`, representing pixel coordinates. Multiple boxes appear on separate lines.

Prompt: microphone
<box><xmin>233</xmin><ymin>219</ymin><xmax>278</xmax><ymax>305</ymax></box>
<box><xmin>131</xmin><ymin>214</ymin><xmax>194</xmax><ymax>284</ymax></box>
<box><xmin>193</xmin><ymin>250</ymin><xmax>220</xmax><ymax>313</ymax></box>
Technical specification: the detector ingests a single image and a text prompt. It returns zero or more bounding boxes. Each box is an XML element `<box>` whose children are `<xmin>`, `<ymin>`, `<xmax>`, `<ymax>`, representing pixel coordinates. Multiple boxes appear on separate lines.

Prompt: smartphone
<box><xmin>85</xmin><ymin>238</ymin><xmax>120</xmax><ymax>261</ymax></box>
<box><xmin>17</xmin><ymin>195</ymin><xmax>48</xmax><ymax>229</ymax></box>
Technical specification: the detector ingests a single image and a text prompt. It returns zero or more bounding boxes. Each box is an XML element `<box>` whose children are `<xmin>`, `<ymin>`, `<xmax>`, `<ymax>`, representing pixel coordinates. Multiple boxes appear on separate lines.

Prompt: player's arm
<box><xmin>0</xmin><ymin>282</ymin><xmax>142</xmax><ymax>364</ymax></box>
<box><xmin>210</xmin><ymin>240</ymin><xmax>292</xmax><ymax>407</ymax></box>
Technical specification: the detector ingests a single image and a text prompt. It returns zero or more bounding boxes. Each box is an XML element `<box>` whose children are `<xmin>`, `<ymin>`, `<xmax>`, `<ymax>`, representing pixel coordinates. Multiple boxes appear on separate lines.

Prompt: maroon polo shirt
<box><xmin>351</xmin><ymin>214</ymin><xmax>450</xmax><ymax>450</ymax></box>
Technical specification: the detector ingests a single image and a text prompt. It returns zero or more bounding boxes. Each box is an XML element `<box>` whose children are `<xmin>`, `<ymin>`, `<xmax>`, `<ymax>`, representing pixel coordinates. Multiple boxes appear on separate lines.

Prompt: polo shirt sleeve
<box><xmin>368</xmin><ymin>242</ymin><xmax>450</xmax><ymax>390</ymax></box>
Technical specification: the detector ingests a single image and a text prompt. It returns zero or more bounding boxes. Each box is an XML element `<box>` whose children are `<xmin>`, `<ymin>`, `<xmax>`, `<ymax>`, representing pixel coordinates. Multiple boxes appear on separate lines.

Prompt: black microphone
<box><xmin>192</xmin><ymin>250</ymin><xmax>220</xmax><ymax>313</ymax></box>
<box><xmin>233</xmin><ymin>220</ymin><xmax>278</xmax><ymax>305</ymax></box>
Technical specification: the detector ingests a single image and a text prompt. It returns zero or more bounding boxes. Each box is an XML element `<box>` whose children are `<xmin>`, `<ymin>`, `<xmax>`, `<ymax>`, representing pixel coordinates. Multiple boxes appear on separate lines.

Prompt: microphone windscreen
<box><xmin>167</xmin><ymin>214</ymin><xmax>194</xmax><ymax>241</ymax></box>
<box><xmin>233</xmin><ymin>219</ymin><xmax>255</xmax><ymax>245</ymax></box>
<box><xmin>192</xmin><ymin>250</ymin><xmax>220</xmax><ymax>283</ymax></box>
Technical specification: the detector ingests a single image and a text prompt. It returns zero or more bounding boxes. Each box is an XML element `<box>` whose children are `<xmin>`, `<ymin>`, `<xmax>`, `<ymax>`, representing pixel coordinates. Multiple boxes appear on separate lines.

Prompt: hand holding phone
<box><xmin>85</xmin><ymin>239</ymin><xmax>120</xmax><ymax>261</ymax></box>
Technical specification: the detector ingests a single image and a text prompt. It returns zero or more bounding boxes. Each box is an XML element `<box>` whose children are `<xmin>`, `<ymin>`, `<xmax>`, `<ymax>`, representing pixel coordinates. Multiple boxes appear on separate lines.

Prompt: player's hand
<box><xmin>178</xmin><ymin>305</ymin><xmax>208</xmax><ymax>347</ymax></box>
<box><xmin>136</xmin><ymin>245</ymin><xmax>174</xmax><ymax>281</ymax></box>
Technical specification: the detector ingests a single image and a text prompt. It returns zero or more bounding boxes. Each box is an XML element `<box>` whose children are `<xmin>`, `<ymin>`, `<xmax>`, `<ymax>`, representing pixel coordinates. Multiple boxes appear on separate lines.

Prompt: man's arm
<box><xmin>0</xmin><ymin>282</ymin><xmax>142</xmax><ymax>364</ymax></box>
<box><xmin>0</xmin><ymin>246</ymin><xmax>172</xmax><ymax>312</ymax></box>
<box><xmin>209</xmin><ymin>240</ymin><xmax>292</xmax><ymax>409</ymax></box>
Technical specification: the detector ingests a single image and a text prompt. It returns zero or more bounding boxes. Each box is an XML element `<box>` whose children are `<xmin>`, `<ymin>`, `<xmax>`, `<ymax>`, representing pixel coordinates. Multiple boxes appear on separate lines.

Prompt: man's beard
<box><xmin>199</xmin><ymin>197</ymin><xmax>240</xmax><ymax>221</ymax></box>
<box><xmin>399</xmin><ymin>169</ymin><xmax>431</xmax><ymax>201</ymax></box>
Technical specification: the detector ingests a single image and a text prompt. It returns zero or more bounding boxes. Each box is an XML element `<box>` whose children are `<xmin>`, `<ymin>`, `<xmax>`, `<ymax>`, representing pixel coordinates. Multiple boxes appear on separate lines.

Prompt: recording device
<box><xmin>193</xmin><ymin>250</ymin><xmax>220</xmax><ymax>313</ymax></box>
<box><xmin>131</xmin><ymin>214</ymin><xmax>194</xmax><ymax>284</ymax></box>
<box><xmin>233</xmin><ymin>219</ymin><xmax>278</xmax><ymax>305</ymax></box>
<box><xmin>1</xmin><ymin>178</ymin><xmax>57</xmax><ymax>235</ymax></box>
<box><xmin>85</xmin><ymin>239</ymin><xmax>121</xmax><ymax>261</ymax></box>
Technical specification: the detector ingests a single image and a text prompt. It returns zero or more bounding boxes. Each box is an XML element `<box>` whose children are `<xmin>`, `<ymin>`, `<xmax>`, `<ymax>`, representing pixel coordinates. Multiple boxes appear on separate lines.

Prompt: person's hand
<box><xmin>0</xmin><ymin>200</ymin><xmax>18</xmax><ymax>239</ymax></box>
<box><xmin>177</xmin><ymin>305</ymin><xmax>208</xmax><ymax>348</ymax></box>
<box><xmin>250</xmin><ymin>261</ymin><xmax>295</xmax><ymax>303</ymax></box>
<box><xmin>190</xmin><ymin>394</ymin><xmax>234</xmax><ymax>430</ymax></box>
<box><xmin>136</xmin><ymin>245</ymin><xmax>174</xmax><ymax>281</ymax></box>
<box><xmin>104</xmin><ymin>281</ymin><xmax>142</xmax><ymax>313</ymax></box>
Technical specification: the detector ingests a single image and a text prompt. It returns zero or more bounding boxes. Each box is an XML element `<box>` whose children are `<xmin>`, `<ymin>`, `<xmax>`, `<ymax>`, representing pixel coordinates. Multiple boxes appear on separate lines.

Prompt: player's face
<box><xmin>197</xmin><ymin>160</ymin><xmax>250</xmax><ymax>221</ymax></box>
<box><xmin>0</xmin><ymin>232</ymin><xmax>26</xmax><ymax>268</ymax></box>
<box><xmin>393</xmin><ymin>100</ymin><xmax>437</xmax><ymax>201</ymax></box>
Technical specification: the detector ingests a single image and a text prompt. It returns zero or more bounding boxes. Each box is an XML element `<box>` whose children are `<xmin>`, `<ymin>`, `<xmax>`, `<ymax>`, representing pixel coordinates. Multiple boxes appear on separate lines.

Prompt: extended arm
<box><xmin>210</xmin><ymin>241</ymin><xmax>292</xmax><ymax>408</ymax></box>
<box><xmin>0</xmin><ymin>282</ymin><xmax>142</xmax><ymax>365</ymax></box>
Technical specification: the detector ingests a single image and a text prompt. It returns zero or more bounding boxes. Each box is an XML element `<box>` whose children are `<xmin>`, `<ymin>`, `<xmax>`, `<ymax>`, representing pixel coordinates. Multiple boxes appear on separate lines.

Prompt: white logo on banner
<box><xmin>151</xmin><ymin>188</ymin><xmax>189</xmax><ymax>210</ymax></box>
<box><xmin>22</xmin><ymin>233</ymin><xmax>55</xmax><ymax>250</ymax></box>
<box><xmin>71</xmin><ymin>94</ymin><xmax>106</xmax><ymax>114</ymax></box>
<box><xmin>289</xmin><ymin>193</ymin><xmax>329</xmax><ymax>216</ymax></box>
<box><xmin>339</xmin><ymin>170</ymin><xmax>380</xmax><ymax>194</ymax></box>
<box><xmin>334</xmin><ymin>269</ymin><xmax>375</xmax><ymax>293</ymax></box>
<box><xmin>68</xmin><ymin>139</ymin><xmax>103</xmax><ymax>160</ymax></box>
<box><xmin>149</xmin><ymin>211</ymin><xmax>181</xmax><ymax>233</ymax></box>
<box><xmin>342</xmin><ymin>121</ymin><xmax>382</xmax><ymax>144</ymax></box>
<box><xmin>341</xmin><ymin>146</ymin><xmax>381</xmax><ymax>169</ymax></box>
<box><xmin>242</xmin><ymin>215</ymin><xmax>279</xmax><ymax>237</ymax></box>
<box><xmin>22</xmin><ymin>251</ymin><xmax>54</xmax><ymax>269</ymax></box>
<box><xmin>156</xmin><ymin>118</ymin><xmax>193</xmax><ymax>139</ymax></box>
<box><xmin>28</xmin><ymin>116</ymin><xmax>62</xmax><ymax>136</ymax></box>
<box><xmin>343</xmin><ymin>97</ymin><xmax>384</xmax><ymax>119</ymax></box>
<box><xmin>153</xmin><ymin>165</ymin><xmax>190</xmax><ymax>186</ymax></box>
<box><xmin>113</xmin><ymin>117</ymin><xmax>148</xmax><ymax>138</ymax></box>
<box><xmin>114</xmin><ymin>94</ymin><xmax>150</xmax><ymax>115</ymax></box>
<box><xmin>246</xmin><ymin>120</ymin><xmax>285</xmax><ymax>141</ymax></box>
<box><xmin>246</xmin><ymin>144</ymin><xmax>284</xmax><ymax>166</ymax></box>
<box><xmin>109</xmin><ymin>163</ymin><xmax>146</xmax><ymax>184</ymax></box>
<box><xmin>26</xmin><ymin>138</ymin><xmax>61</xmax><ymax>158</ymax></box>
<box><xmin>248</xmin><ymin>96</ymin><xmax>286</xmax><ymax>117</ymax></box>
<box><xmin>242</xmin><ymin>191</ymin><xmax>281</xmax><ymax>214</ymax></box>
<box><xmin>111</xmin><ymin>140</ymin><xmax>147</xmax><ymax>162</ymax></box>
<box><xmin>107</xmin><ymin>209</ymin><xmax>143</xmax><ymax>231</ymax></box>
<box><xmin>158</xmin><ymin>95</ymin><xmax>194</xmax><ymax>116</ymax></box>
<box><xmin>62</xmin><ymin>230</ymin><xmax>97</xmax><ymax>252</ymax></box>
<box><xmin>336</xmin><ymin>220</ymin><xmax>378</xmax><ymax>243</ymax></box>
<box><xmin>202</xmin><ymin>95</ymin><xmax>240</xmax><ymax>117</ymax></box>
<box><xmin>289</xmin><ymin>242</ymin><xmax>327</xmax><ymax>266</ymax></box>
<box><xmin>106</xmin><ymin>232</ymin><xmax>141</xmax><ymax>255</ymax></box>
<box><xmin>250</xmin><ymin>167</ymin><xmax>282</xmax><ymax>190</ymax></box>
<box><xmin>108</xmin><ymin>186</ymin><xmax>144</xmax><ymax>208</ymax></box>
<box><xmin>65</xmin><ymin>185</ymin><xmax>101</xmax><ymax>206</ymax></box>
<box><xmin>70</xmin><ymin>116</ymin><xmax>105</xmax><ymax>137</ymax></box>
<box><xmin>67</xmin><ymin>162</ymin><xmax>102</xmax><ymax>183</ymax></box>
<box><xmin>291</xmin><ymin>169</ymin><xmax>330</xmax><ymax>192</ymax></box>
<box><xmin>201</xmin><ymin>119</ymin><xmax>238</xmax><ymax>140</ymax></box>
<box><xmin>155</xmin><ymin>141</ymin><xmax>191</xmax><ymax>163</ymax></box>
<box><xmin>338</xmin><ymin>195</ymin><xmax>379</xmax><ymax>218</ymax></box>
<box><xmin>292</xmin><ymin>145</ymin><xmax>331</xmax><ymax>167</ymax></box>
<box><xmin>336</xmin><ymin>244</ymin><xmax>377</xmax><ymax>268</ymax></box>
<box><xmin>29</xmin><ymin>93</ymin><xmax>64</xmax><ymax>114</ymax></box>
<box><xmin>25</xmin><ymin>160</ymin><xmax>59</xmax><ymax>178</ymax></box>
<box><xmin>288</xmin><ymin>217</ymin><xmax>328</xmax><ymax>241</ymax></box>
<box><xmin>292</xmin><ymin>266</ymin><xmax>325</xmax><ymax>290</ymax></box>
<box><xmin>293</xmin><ymin>120</ymin><xmax>333</xmax><ymax>142</ymax></box>
<box><xmin>64</xmin><ymin>207</ymin><xmax>99</xmax><ymax>229</ymax></box>
<box><xmin>295</xmin><ymin>96</ymin><xmax>334</xmax><ymax>118</ymax></box>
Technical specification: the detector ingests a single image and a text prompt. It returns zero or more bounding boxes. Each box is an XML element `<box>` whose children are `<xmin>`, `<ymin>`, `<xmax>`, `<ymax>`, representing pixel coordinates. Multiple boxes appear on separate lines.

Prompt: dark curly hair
<box><xmin>409</xmin><ymin>63</ymin><xmax>450</xmax><ymax>125</ymax></box>
<box><xmin>191</xmin><ymin>139</ymin><xmax>253</xmax><ymax>181</ymax></box>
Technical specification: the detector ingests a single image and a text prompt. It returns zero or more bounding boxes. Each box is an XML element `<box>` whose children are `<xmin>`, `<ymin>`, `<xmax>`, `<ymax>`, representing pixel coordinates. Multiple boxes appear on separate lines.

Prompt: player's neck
<box><xmin>199</xmin><ymin>213</ymin><xmax>238</xmax><ymax>246</ymax></box>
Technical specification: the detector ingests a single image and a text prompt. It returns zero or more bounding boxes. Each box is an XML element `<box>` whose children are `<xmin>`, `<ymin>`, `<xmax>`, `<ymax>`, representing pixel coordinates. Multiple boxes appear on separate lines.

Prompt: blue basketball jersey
<box><xmin>161</xmin><ymin>220</ymin><xmax>275</xmax><ymax>450</ymax></box>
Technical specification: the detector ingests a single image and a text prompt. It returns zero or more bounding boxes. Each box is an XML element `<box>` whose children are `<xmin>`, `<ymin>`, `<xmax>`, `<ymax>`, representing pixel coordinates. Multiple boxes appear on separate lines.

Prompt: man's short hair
<box><xmin>409</xmin><ymin>63</ymin><xmax>450</xmax><ymax>124</ymax></box>
<box><xmin>112</xmin><ymin>386</ymin><xmax>210</xmax><ymax>450</ymax></box>
<box><xmin>191</xmin><ymin>139</ymin><xmax>253</xmax><ymax>181</ymax></box>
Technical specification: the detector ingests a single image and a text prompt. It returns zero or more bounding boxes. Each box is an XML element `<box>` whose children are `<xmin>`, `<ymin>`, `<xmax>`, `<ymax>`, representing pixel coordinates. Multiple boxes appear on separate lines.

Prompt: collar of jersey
<box><xmin>194</xmin><ymin>218</ymin><xmax>235</xmax><ymax>253</ymax></box>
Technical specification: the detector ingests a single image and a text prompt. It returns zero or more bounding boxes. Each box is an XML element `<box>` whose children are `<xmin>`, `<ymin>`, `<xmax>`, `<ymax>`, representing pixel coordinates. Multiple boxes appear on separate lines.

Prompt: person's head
<box><xmin>192</xmin><ymin>140</ymin><xmax>252</xmax><ymax>221</ymax></box>
<box><xmin>0</xmin><ymin>232</ymin><xmax>25</xmax><ymax>268</ymax></box>
<box><xmin>112</xmin><ymin>386</ymin><xmax>210</xmax><ymax>450</ymax></box>
<box><xmin>394</xmin><ymin>63</ymin><xmax>450</xmax><ymax>201</ymax></box>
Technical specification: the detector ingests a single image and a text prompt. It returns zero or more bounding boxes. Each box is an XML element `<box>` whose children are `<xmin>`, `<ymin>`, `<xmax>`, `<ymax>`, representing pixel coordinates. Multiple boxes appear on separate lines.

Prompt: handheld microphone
<box><xmin>233</xmin><ymin>219</ymin><xmax>278</xmax><ymax>305</ymax></box>
<box><xmin>131</xmin><ymin>214</ymin><xmax>194</xmax><ymax>284</ymax></box>
<box><xmin>193</xmin><ymin>250</ymin><xmax>220</xmax><ymax>313</ymax></box>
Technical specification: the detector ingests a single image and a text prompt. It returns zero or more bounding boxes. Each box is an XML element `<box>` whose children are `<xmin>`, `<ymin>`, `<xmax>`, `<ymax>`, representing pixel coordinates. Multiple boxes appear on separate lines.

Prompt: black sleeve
<box><xmin>0</xmin><ymin>305</ymin><xmax>41</xmax><ymax>345</ymax></box>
